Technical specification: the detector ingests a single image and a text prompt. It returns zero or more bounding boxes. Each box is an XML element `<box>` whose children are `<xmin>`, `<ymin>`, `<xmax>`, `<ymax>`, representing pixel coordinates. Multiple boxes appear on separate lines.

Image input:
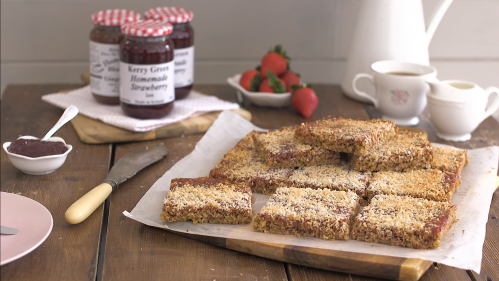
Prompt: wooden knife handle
<box><xmin>65</xmin><ymin>182</ymin><xmax>113</xmax><ymax>224</ymax></box>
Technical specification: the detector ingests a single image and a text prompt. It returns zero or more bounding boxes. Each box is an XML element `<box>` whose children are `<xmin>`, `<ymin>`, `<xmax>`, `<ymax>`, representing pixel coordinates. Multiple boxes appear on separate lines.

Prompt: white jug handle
<box><xmin>352</xmin><ymin>73</ymin><xmax>378</xmax><ymax>107</ymax></box>
<box><xmin>426</xmin><ymin>0</ymin><xmax>454</xmax><ymax>46</ymax></box>
<box><xmin>481</xmin><ymin>87</ymin><xmax>499</xmax><ymax>123</ymax></box>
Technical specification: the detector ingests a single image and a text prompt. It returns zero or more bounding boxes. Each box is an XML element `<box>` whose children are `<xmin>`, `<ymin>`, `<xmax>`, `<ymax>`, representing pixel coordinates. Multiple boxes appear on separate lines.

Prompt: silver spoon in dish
<box><xmin>41</xmin><ymin>105</ymin><xmax>79</xmax><ymax>141</ymax></box>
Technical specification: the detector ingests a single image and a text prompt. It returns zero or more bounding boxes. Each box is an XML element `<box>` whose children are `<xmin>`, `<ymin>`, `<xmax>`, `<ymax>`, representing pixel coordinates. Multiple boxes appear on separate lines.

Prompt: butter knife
<box><xmin>65</xmin><ymin>143</ymin><xmax>168</xmax><ymax>225</ymax></box>
<box><xmin>1</xmin><ymin>225</ymin><xmax>19</xmax><ymax>235</ymax></box>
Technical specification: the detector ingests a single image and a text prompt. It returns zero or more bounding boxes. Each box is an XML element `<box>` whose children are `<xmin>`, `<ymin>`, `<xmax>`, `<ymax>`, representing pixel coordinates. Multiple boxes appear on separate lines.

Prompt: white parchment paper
<box><xmin>124</xmin><ymin>110</ymin><xmax>499</xmax><ymax>273</ymax></box>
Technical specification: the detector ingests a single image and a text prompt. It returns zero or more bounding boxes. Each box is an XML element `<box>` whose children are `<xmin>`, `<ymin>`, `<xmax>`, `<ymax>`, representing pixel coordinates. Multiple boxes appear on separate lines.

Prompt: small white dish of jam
<box><xmin>227</xmin><ymin>74</ymin><xmax>292</xmax><ymax>108</ymax></box>
<box><xmin>3</xmin><ymin>136</ymin><xmax>72</xmax><ymax>175</ymax></box>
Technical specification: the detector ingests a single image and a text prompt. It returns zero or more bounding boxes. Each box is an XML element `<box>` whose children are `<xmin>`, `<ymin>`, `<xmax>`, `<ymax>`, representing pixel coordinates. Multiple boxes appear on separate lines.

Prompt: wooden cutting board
<box><xmin>70</xmin><ymin>111</ymin><xmax>422</xmax><ymax>144</ymax></box>
<box><xmin>174</xmin><ymin>232</ymin><xmax>433</xmax><ymax>280</ymax></box>
<box><xmin>70</xmin><ymin>109</ymin><xmax>251</xmax><ymax>144</ymax></box>
<box><xmin>75</xmin><ymin>72</ymin><xmax>421</xmax><ymax>144</ymax></box>
<box><xmin>174</xmin><ymin>178</ymin><xmax>499</xmax><ymax>280</ymax></box>
<box><xmin>172</xmin><ymin>176</ymin><xmax>499</xmax><ymax>281</ymax></box>
<box><xmin>70</xmin><ymin>73</ymin><xmax>252</xmax><ymax>144</ymax></box>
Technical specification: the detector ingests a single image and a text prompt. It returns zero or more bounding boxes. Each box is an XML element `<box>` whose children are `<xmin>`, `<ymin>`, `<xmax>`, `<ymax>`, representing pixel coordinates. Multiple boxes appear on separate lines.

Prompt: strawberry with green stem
<box><xmin>239</xmin><ymin>70</ymin><xmax>262</xmax><ymax>92</ymax></box>
<box><xmin>259</xmin><ymin>71</ymin><xmax>287</xmax><ymax>93</ymax></box>
<box><xmin>260</xmin><ymin>45</ymin><xmax>289</xmax><ymax>78</ymax></box>
<box><xmin>291</xmin><ymin>84</ymin><xmax>319</xmax><ymax>118</ymax></box>
<box><xmin>279</xmin><ymin>71</ymin><xmax>301</xmax><ymax>92</ymax></box>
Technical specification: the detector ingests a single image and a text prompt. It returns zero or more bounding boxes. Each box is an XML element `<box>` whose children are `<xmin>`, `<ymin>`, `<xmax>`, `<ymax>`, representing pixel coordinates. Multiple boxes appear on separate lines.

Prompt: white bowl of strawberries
<box><xmin>227</xmin><ymin>45</ymin><xmax>302</xmax><ymax>108</ymax></box>
<box><xmin>227</xmin><ymin>73</ymin><xmax>292</xmax><ymax>108</ymax></box>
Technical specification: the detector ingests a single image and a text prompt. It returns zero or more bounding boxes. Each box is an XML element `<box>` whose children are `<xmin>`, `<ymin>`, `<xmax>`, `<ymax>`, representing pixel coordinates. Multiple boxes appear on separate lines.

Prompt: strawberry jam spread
<box><xmin>120</xmin><ymin>20</ymin><xmax>175</xmax><ymax>119</ymax></box>
<box><xmin>145</xmin><ymin>7</ymin><xmax>195</xmax><ymax>100</ymax></box>
<box><xmin>8</xmin><ymin>139</ymin><xmax>68</xmax><ymax>158</ymax></box>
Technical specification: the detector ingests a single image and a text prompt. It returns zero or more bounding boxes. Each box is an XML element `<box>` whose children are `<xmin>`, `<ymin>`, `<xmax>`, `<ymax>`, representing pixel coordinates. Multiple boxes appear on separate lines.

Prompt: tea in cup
<box><xmin>352</xmin><ymin>60</ymin><xmax>437</xmax><ymax>126</ymax></box>
<box><xmin>426</xmin><ymin>84</ymin><xmax>499</xmax><ymax>141</ymax></box>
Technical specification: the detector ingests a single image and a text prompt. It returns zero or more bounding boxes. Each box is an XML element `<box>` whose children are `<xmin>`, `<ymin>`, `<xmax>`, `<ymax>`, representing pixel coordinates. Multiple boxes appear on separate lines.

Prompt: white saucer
<box><xmin>436</xmin><ymin>132</ymin><xmax>472</xmax><ymax>142</ymax></box>
<box><xmin>382</xmin><ymin>115</ymin><xmax>419</xmax><ymax>126</ymax></box>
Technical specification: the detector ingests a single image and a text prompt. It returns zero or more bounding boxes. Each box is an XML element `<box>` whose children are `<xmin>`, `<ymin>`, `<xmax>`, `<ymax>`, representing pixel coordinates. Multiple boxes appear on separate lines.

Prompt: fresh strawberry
<box><xmin>259</xmin><ymin>71</ymin><xmax>287</xmax><ymax>93</ymax></box>
<box><xmin>260</xmin><ymin>45</ymin><xmax>289</xmax><ymax>78</ymax></box>
<box><xmin>239</xmin><ymin>70</ymin><xmax>262</xmax><ymax>91</ymax></box>
<box><xmin>291</xmin><ymin>84</ymin><xmax>319</xmax><ymax>118</ymax></box>
<box><xmin>279</xmin><ymin>71</ymin><xmax>301</xmax><ymax>92</ymax></box>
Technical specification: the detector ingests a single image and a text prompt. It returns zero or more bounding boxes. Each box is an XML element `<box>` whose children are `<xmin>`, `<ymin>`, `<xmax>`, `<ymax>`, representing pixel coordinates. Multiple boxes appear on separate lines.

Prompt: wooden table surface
<box><xmin>1</xmin><ymin>84</ymin><xmax>498</xmax><ymax>281</ymax></box>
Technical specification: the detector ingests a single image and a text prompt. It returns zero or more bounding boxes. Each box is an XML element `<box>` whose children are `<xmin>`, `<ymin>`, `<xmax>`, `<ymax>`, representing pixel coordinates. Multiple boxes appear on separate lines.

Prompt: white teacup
<box><xmin>352</xmin><ymin>60</ymin><xmax>437</xmax><ymax>126</ymax></box>
<box><xmin>426</xmin><ymin>85</ymin><xmax>499</xmax><ymax>142</ymax></box>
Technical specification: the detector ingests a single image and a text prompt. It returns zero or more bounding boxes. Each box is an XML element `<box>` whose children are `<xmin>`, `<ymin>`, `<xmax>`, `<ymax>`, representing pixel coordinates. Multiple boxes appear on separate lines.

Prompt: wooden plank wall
<box><xmin>1</xmin><ymin>0</ymin><xmax>498</xmax><ymax>105</ymax></box>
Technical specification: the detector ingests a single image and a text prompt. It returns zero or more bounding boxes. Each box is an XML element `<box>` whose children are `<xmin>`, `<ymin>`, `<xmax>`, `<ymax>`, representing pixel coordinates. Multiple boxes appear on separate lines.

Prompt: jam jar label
<box><xmin>120</xmin><ymin>61</ymin><xmax>175</xmax><ymax>106</ymax></box>
<box><xmin>89</xmin><ymin>41</ymin><xmax>120</xmax><ymax>97</ymax></box>
<box><xmin>174</xmin><ymin>46</ymin><xmax>195</xmax><ymax>88</ymax></box>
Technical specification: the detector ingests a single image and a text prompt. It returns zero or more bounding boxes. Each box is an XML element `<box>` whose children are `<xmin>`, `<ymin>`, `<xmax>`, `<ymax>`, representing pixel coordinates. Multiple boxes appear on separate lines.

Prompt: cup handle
<box><xmin>481</xmin><ymin>87</ymin><xmax>499</xmax><ymax>123</ymax></box>
<box><xmin>352</xmin><ymin>73</ymin><xmax>378</xmax><ymax>107</ymax></box>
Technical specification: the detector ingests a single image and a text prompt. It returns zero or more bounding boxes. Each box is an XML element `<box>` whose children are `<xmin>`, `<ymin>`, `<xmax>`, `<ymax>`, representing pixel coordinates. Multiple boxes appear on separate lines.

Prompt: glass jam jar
<box><xmin>144</xmin><ymin>7</ymin><xmax>194</xmax><ymax>100</ymax></box>
<box><xmin>119</xmin><ymin>20</ymin><xmax>175</xmax><ymax>119</ymax></box>
<box><xmin>90</xmin><ymin>9</ymin><xmax>141</xmax><ymax>105</ymax></box>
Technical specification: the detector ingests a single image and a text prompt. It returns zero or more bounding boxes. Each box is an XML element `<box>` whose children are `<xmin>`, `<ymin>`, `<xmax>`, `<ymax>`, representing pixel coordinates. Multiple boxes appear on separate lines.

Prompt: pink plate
<box><xmin>1</xmin><ymin>192</ymin><xmax>53</xmax><ymax>265</ymax></box>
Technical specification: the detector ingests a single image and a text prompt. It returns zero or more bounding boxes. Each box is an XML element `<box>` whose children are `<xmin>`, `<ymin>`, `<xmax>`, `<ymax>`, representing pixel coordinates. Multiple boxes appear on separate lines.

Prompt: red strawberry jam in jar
<box><xmin>119</xmin><ymin>20</ymin><xmax>175</xmax><ymax>119</ymax></box>
<box><xmin>144</xmin><ymin>7</ymin><xmax>194</xmax><ymax>100</ymax></box>
<box><xmin>90</xmin><ymin>9</ymin><xmax>141</xmax><ymax>105</ymax></box>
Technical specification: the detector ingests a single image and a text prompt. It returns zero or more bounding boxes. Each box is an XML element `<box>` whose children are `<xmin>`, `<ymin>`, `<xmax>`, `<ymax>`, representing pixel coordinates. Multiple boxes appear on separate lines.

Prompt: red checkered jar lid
<box><xmin>144</xmin><ymin>7</ymin><xmax>194</xmax><ymax>23</ymax></box>
<box><xmin>121</xmin><ymin>20</ymin><xmax>173</xmax><ymax>37</ymax></box>
<box><xmin>91</xmin><ymin>9</ymin><xmax>141</xmax><ymax>26</ymax></box>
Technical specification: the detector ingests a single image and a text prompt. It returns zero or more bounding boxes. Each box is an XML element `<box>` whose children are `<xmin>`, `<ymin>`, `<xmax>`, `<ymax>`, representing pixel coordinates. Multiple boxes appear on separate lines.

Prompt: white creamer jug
<box><xmin>426</xmin><ymin>80</ymin><xmax>499</xmax><ymax>141</ymax></box>
<box><xmin>426</xmin><ymin>79</ymin><xmax>498</xmax><ymax>102</ymax></box>
<box><xmin>341</xmin><ymin>0</ymin><xmax>453</xmax><ymax>103</ymax></box>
